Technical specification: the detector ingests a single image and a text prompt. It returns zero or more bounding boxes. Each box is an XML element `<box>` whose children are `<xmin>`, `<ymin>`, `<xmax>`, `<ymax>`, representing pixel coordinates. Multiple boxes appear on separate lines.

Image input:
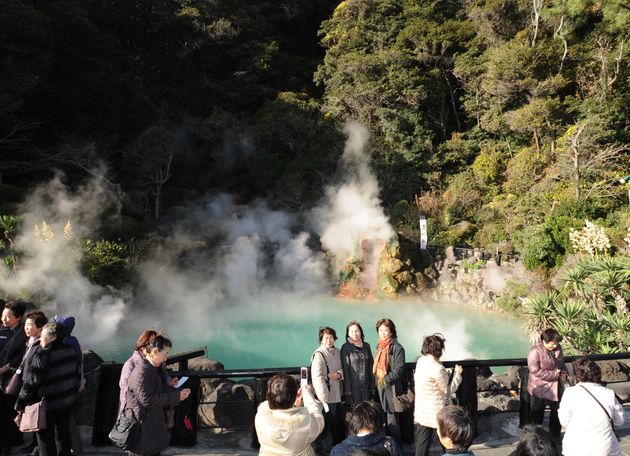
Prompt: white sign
<box><xmin>419</xmin><ymin>217</ymin><xmax>427</xmax><ymax>250</ymax></box>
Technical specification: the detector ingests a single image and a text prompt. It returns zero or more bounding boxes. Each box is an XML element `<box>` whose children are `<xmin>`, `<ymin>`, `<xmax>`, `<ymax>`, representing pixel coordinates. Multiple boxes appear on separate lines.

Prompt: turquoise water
<box><xmin>92</xmin><ymin>295</ymin><xmax>530</xmax><ymax>369</ymax></box>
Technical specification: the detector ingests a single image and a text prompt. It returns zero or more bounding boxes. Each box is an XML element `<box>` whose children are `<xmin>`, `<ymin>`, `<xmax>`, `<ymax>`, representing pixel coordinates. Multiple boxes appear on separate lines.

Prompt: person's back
<box><xmin>255</xmin><ymin>373</ymin><xmax>324</xmax><ymax>456</ymax></box>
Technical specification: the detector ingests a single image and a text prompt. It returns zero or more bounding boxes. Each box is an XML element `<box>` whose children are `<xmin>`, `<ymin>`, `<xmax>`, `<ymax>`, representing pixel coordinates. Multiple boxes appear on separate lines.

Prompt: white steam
<box><xmin>312</xmin><ymin>122</ymin><xmax>394</xmax><ymax>264</ymax></box>
<box><xmin>0</xmin><ymin>175</ymin><xmax>127</xmax><ymax>344</ymax></box>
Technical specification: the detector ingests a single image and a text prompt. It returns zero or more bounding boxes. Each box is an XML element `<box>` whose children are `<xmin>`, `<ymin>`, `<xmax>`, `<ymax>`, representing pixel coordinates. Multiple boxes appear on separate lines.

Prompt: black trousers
<box><xmin>529</xmin><ymin>395</ymin><xmax>561</xmax><ymax>437</ymax></box>
<box><xmin>0</xmin><ymin>392</ymin><xmax>23</xmax><ymax>450</ymax></box>
<box><xmin>415</xmin><ymin>424</ymin><xmax>444</xmax><ymax>456</ymax></box>
<box><xmin>36</xmin><ymin>408</ymin><xmax>72</xmax><ymax>456</ymax></box>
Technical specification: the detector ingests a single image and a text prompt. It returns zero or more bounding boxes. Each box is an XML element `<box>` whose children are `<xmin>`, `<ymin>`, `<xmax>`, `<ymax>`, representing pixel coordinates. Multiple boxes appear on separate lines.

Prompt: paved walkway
<box><xmin>11</xmin><ymin>409</ymin><xmax>630</xmax><ymax>455</ymax></box>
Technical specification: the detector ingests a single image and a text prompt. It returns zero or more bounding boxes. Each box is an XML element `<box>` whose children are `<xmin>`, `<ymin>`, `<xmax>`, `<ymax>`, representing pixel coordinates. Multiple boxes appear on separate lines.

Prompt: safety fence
<box><xmin>91</xmin><ymin>350</ymin><xmax>630</xmax><ymax>448</ymax></box>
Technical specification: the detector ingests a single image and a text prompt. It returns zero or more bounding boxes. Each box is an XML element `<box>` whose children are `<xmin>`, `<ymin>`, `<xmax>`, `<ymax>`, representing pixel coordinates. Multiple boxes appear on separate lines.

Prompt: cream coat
<box><xmin>255</xmin><ymin>389</ymin><xmax>325</xmax><ymax>456</ymax></box>
<box><xmin>413</xmin><ymin>354</ymin><xmax>462</xmax><ymax>428</ymax></box>
<box><xmin>311</xmin><ymin>345</ymin><xmax>343</xmax><ymax>405</ymax></box>
<box><xmin>559</xmin><ymin>382</ymin><xmax>624</xmax><ymax>456</ymax></box>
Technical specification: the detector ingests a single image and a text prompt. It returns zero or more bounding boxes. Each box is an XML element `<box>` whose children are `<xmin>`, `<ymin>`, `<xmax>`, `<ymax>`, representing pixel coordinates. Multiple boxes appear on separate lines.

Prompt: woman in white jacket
<box><xmin>255</xmin><ymin>373</ymin><xmax>324</xmax><ymax>456</ymax></box>
<box><xmin>413</xmin><ymin>333</ymin><xmax>463</xmax><ymax>456</ymax></box>
<box><xmin>558</xmin><ymin>357</ymin><xmax>624</xmax><ymax>456</ymax></box>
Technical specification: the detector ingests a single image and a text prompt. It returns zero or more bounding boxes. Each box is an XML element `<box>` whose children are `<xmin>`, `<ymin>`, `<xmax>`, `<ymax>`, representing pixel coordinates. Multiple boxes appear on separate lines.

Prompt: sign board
<box><xmin>419</xmin><ymin>216</ymin><xmax>427</xmax><ymax>250</ymax></box>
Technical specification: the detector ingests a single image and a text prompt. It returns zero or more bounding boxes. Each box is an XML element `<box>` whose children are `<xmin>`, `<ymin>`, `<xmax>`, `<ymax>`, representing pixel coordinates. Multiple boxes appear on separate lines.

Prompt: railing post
<box><xmin>456</xmin><ymin>366</ymin><xmax>479</xmax><ymax>437</ymax></box>
<box><xmin>519</xmin><ymin>366</ymin><xmax>530</xmax><ymax>428</ymax></box>
<box><xmin>251</xmin><ymin>376</ymin><xmax>269</xmax><ymax>449</ymax></box>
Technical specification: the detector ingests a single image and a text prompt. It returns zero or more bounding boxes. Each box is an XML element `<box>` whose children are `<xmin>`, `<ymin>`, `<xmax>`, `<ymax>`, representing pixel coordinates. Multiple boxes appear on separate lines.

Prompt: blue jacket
<box><xmin>331</xmin><ymin>433</ymin><xmax>403</xmax><ymax>456</ymax></box>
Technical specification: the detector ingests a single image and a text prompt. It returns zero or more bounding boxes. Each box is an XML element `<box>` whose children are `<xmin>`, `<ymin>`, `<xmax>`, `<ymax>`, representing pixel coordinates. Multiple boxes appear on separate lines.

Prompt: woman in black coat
<box><xmin>124</xmin><ymin>335</ymin><xmax>190</xmax><ymax>456</ymax></box>
<box><xmin>340</xmin><ymin>320</ymin><xmax>375</xmax><ymax>405</ymax></box>
<box><xmin>373</xmin><ymin>318</ymin><xmax>407</xmax><ymax>444</ymax></box>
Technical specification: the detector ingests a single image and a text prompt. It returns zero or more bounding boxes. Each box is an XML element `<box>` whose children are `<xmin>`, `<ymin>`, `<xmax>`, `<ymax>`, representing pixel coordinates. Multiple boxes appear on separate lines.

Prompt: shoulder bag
<box><xmin>109</xmin><ymin>407</ymin><xmax>142</xmax><ymax>450</ymax></box>
<box><xmin>391</xmin><ymin>346</ymin><xmax>414</xmax><ymax>413</ymax></box>
<box><xmin>15</xmin><ymin>399</ymin><xmax>46</xmax><ymax>432</ymax></box>
<box><xmin>579</xmin><ymin>384</ymin><xmax>620</xmax><ymax>441</ymax></box>
<box><xmin>4</xmin><ymin>369</ymin><xmax>23</xmax><ymax>396</ymax></box>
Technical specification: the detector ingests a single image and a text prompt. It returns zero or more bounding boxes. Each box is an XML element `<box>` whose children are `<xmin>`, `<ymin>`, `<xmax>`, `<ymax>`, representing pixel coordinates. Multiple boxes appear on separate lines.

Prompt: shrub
<box><xmin>516</xmin><ymin>224</ymin><xmax>563</xmax><ymax>270</ymax></box>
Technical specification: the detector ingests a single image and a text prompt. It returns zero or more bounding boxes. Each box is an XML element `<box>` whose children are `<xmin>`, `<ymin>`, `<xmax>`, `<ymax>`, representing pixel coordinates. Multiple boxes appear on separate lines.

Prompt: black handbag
<box><xmin>108</xmin><ymin>407</ymin><xmax>142</xmax><ymax>450</ymax></box>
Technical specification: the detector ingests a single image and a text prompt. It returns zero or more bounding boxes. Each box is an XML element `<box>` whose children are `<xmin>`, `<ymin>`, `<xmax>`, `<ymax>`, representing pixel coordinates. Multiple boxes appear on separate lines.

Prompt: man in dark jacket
<box><xmin>0</xmin><ymin>299</ymin><xmax>27</xmax><ymax>452</ymax></box>
<box><xmin>331</xmin><ymin>401</ymin><xmax>403</xmax><ymax>456</ymax></box>
<box><xmin>15</xmin><ymin>321</ymin><xmax>80</xmax><ymax>456</ymax></box>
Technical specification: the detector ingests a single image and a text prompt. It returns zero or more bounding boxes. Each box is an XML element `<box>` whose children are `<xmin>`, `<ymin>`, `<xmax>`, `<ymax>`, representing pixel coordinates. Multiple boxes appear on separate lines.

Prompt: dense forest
<box><xmin>1</xmin><ymin>0</ymin><xmax>629</xmax><ymax>267</ymax></box>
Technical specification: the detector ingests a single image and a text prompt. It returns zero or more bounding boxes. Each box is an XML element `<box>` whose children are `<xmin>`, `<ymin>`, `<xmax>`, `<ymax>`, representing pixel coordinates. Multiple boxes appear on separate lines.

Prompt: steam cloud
<box><xmin>0</xmin><ymin>123</ymin><xmax>503</xmax><ymax>362</ymax></box>
<box><xmin>0</xmin><ymin>175</ymin><xmax>127</xmax><ymax>344</ymax></box>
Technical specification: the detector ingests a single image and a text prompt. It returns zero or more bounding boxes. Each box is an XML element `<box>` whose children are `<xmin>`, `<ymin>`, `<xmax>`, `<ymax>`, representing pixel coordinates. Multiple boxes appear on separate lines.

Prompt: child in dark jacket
<box><xmin>437</xmin><ymin>405</ymin><xmax>475</xmax><ymax>456</ymax></box>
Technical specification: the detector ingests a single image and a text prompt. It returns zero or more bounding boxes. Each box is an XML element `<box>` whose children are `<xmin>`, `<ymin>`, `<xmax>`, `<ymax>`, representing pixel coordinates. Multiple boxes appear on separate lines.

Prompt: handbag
<box><xmin>4</xmin><ymin>370</ymin><xmax>23</xmax><ymax>396</ymax></box>
<box><xmin>16</xmin><ymin>399</ymin><xmax>46</xmax><ymax>432</ymax></box>
<box><xmin>109</xmin><ymin>405</ymin><xmax>143</xmax><ymax>450</ymax></box>
<box><xmin>393</xmin><ymin>383</ymin><xmax>415</xmax><ymax>412</ymax></box>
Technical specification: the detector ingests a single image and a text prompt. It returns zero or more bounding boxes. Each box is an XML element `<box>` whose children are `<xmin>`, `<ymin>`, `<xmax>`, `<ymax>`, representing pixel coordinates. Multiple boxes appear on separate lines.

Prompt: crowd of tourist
<box><xmin>0</xmin><ymin>299</ymin><xmax>626</xmax><ymax>456</ymax></box>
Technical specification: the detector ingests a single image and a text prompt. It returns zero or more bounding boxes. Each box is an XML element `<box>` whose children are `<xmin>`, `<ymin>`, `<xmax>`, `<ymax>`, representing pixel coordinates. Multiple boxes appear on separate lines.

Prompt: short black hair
<box><xmin>24</xmin><ymin>310</ymin><xmax>48</xmax><ymax>329</ymax></box>
<box><xmin>146</xmin><ymin>335</ymin><xmax>172</xmax><ymax>353</ymax></box>
<box><xmin>422</xmin><ymin>333</ymin><xmax>446</xmax><ymax>358</ymax></box>
<box><xmin>345</xmin><ymin>321</ymin><xmax>365</xmax><ymax>341</ymax></box>
<box><xmin>437</xmin><ymin>405</ymin><xmax>473</xmax><ymax>451</ymax></box>
<box><xmin>541</xmin><ymin>329</ymin><xmax>562</xmax><ymax>343</ymax></box>
<box><xmin>513</xmin><ymin>425</ymin><xmax>560</xmax><ymax>456</ymax></box>
<box><xmin>267</xmin><ymin>373</ymin><xmax>298</xmax><ymax>410</ymax></box>
<box><xmin>4</xmin><ymin>300</ymin><xmax>27</xmax><ymax>318</ymax></box>
<box><xmin>349</xmin><ymin>401</ymin><xmax>384</xmax><ymax>434</ymax></box>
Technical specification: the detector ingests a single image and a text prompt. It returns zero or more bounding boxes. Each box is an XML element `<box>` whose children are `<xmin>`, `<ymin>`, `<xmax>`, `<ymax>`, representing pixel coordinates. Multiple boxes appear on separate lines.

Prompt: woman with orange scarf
<box><xmin>373</xmin><ymin>318</ymin><xmax>407</xmax><ymax>444</ymax></box>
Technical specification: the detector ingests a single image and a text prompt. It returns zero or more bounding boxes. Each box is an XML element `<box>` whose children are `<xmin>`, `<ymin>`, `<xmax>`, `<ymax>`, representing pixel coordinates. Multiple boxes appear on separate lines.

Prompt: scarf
<box><xmin>373</xmin><ymin>337</ymin><xmax>393</xmax><ymax>387</ymax></box>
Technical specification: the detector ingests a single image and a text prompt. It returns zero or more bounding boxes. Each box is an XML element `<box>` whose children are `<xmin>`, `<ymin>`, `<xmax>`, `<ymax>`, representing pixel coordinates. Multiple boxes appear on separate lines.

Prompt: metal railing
<box><xmin>92</xmin><ymin>351</ymin><xmax>630</xmax><ymax>447</ymax></box>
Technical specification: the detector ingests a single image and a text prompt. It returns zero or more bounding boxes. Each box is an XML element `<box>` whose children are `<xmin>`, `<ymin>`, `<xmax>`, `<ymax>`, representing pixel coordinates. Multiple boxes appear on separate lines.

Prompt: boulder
<box><xmin>199</xmin><ymin>381</ymin><xmax>255</xmax><ymax>427</ymax></box>
<box><xmin>378</xmin><ymin>274</ymin><xmax>399</xmax><ymax>294</ymax></box>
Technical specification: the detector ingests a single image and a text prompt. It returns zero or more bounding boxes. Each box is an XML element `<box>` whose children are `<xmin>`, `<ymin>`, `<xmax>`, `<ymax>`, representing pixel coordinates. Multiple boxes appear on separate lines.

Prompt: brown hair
<box><xmin>375</xmin><ymin>318</ymin><xmax>397</xmax><ymax>338</ymax></box>
<box><xmin>422</xmin><ymin>333</ymin><xmax>446</xmax><ymax>358</ymax></box>
<box><xmin>349</xmin><ymin>401</ymin><xmax>383</xmax><ymax>434</ymax></box>
<box><xmin>572</xmin><ymin>357</ymin><xmax>601</xmax><ymax>384</ymax></box>
<box><xmin>134</xmin><ymin>329</ymin><xmax>161</xmax><ymax>351</ymax></box>
<box><xmin>267</xmin><ymin>373</ymin><xmax>298</xmax><ymax>410</ymax></box>
<box><xmin>541</xmin><ymin>329</ymin><xmax>562</xmax><ymax>343</ymax></box>
<box><xmin>319</xmin><ymin>326</ymin><xmax>337</xmax><ymax>343</ymax></box>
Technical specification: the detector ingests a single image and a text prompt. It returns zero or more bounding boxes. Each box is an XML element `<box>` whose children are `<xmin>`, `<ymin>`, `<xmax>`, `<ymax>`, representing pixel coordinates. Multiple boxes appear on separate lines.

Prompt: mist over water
<box><xmin>0</xmin><ymin>123</ymin><xmax>530</xmax><ymax>365</ymax></box>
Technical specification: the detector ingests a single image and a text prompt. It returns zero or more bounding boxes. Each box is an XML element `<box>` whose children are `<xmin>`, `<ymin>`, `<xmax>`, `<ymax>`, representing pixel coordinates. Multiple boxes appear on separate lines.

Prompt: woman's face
<box><xmin>321</xmin><ymin>333</ymin><xmax>335</xmax><ymax>349</ymax></box>
<box><xmin>348</xmin><ymin>325</ymin><xmax>362</xmax><ymax>343</ymax></box>
<box><xmin>40</xmin><ymin>327</ymin><xmax>56</xmax><ymax>348</ymax></box>
<box><xmin>543</xmin><ymin>341</ymin><xmax>558</xmax><ymax>351</ymax></box>
<box><xmin>150</xmin><ymin>346</ymin><xmax>170</xmax><ymax>367</ymax></box>
<box><xmin>1</xmin><ymin>308</ymin><xmax>19</xmax><ymax>329</ymax></box>
<box><xmin>378</xmin><ymin>324</ymin><xmax>392</xmax><ymax>341</ymax></box>
<box><xmin>24</xmin><ymin>318</ymin><xmax>42</xmax><ymax>338</ymax></box>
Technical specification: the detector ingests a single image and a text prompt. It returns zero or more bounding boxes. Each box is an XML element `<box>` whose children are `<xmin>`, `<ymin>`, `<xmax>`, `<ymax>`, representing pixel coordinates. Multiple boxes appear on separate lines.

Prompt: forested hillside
<box><xmin>1</xmin><ymin>0</ymin><xmax>628</xmax><ymax>269</ymax></box>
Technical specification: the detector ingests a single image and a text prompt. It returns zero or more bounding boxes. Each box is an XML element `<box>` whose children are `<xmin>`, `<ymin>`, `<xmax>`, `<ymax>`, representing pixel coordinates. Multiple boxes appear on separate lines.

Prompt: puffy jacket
<box><xmin>255</xmin><ymin>388</ymin><xmax>324</xmax><ymax>456</ymax></box>
<box><xmin>414</xmin><ymin>354</ymin><xmax>462</xmax><ymax>428</ymax></box>
<box><xmin>125</xmin><ymin>358</ymin><xmax>180</xmax><ymax>456</ymax></box>
<box><xmin>15</xmin><ymin>339</ymin><xmax>80</xmax><ymax>412</ymax></box>
<box><xmin>527</xmin><ymin>342</ymin><xmax>567</xmax><ymax>402</ymax></box>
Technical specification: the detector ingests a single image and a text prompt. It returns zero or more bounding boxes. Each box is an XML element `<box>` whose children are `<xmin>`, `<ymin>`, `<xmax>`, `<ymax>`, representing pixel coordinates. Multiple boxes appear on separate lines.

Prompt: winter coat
<box><xmin>312</xmin><ymin>345</ymin><xmax>343</xmax><ymax>405</ymax></box>
<box><xmin>558</xmin><ymin>382</ymin><xmax>624</xmax><ymax>456</ymax></box>
<box><xmin>331</xmin><ymin>432</ymin><xmax>403</xmax><ymax>456</ymax></box>
<box><xmin>376</xmin><ymin>339</ymin><xmax>406</xmax><ymax>414</ymax></box>
<box><xmin>340</xmin><ymin>341</ymin><xmax>375</xmax><ymax>404</ymax></box>
<box><xmin>0</xmin><ymin>322</ymin><xmax>26</xmax><ymax>386</ymax></box>
<box><xmin>527</xmin><ymin>342</ymin><xmax>567</xmax><ymax>402</ymax></box>
<box><xmin>119</xmin><ymin>350</ymin><xmax>143</xmax><ymax>414</ymax></box>
<box><xmin>15</xmin><ymin>338</ymin><xmax>80</xmax><ymax>412</ymax></box>
<box><xmin>255</xmin><ymin>388</ymin><xmax>324</xmax><ymax>456</ymax></box>
<box><xmin>125</xmin><ymin>358</ymin><xmax>180</xmax><ymax>456</ymax></box>
<box><xmin>414</xmin><ymin>354</ymin><xmax>462</xmax><ymax>429</ymax></box>
<box><xmin>441</xmin><ymin>451</ymin><xmax>475</xmax><ymax>455</ymax></box>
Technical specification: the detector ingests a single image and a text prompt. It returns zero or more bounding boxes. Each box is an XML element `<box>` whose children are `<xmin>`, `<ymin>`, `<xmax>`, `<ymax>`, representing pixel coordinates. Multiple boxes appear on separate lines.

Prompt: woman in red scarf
<box><xmin>373</xmin><ymin>318</ymin><xmax>406</xmax><ymax>444</ymax></box>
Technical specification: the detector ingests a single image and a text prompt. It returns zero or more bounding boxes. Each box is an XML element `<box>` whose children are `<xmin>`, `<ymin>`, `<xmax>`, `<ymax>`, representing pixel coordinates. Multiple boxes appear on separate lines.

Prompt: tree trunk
<box><xmin>441</xmin><ymin>67</ymin><xmax>462</xmax><ymax>132</ymax></box>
